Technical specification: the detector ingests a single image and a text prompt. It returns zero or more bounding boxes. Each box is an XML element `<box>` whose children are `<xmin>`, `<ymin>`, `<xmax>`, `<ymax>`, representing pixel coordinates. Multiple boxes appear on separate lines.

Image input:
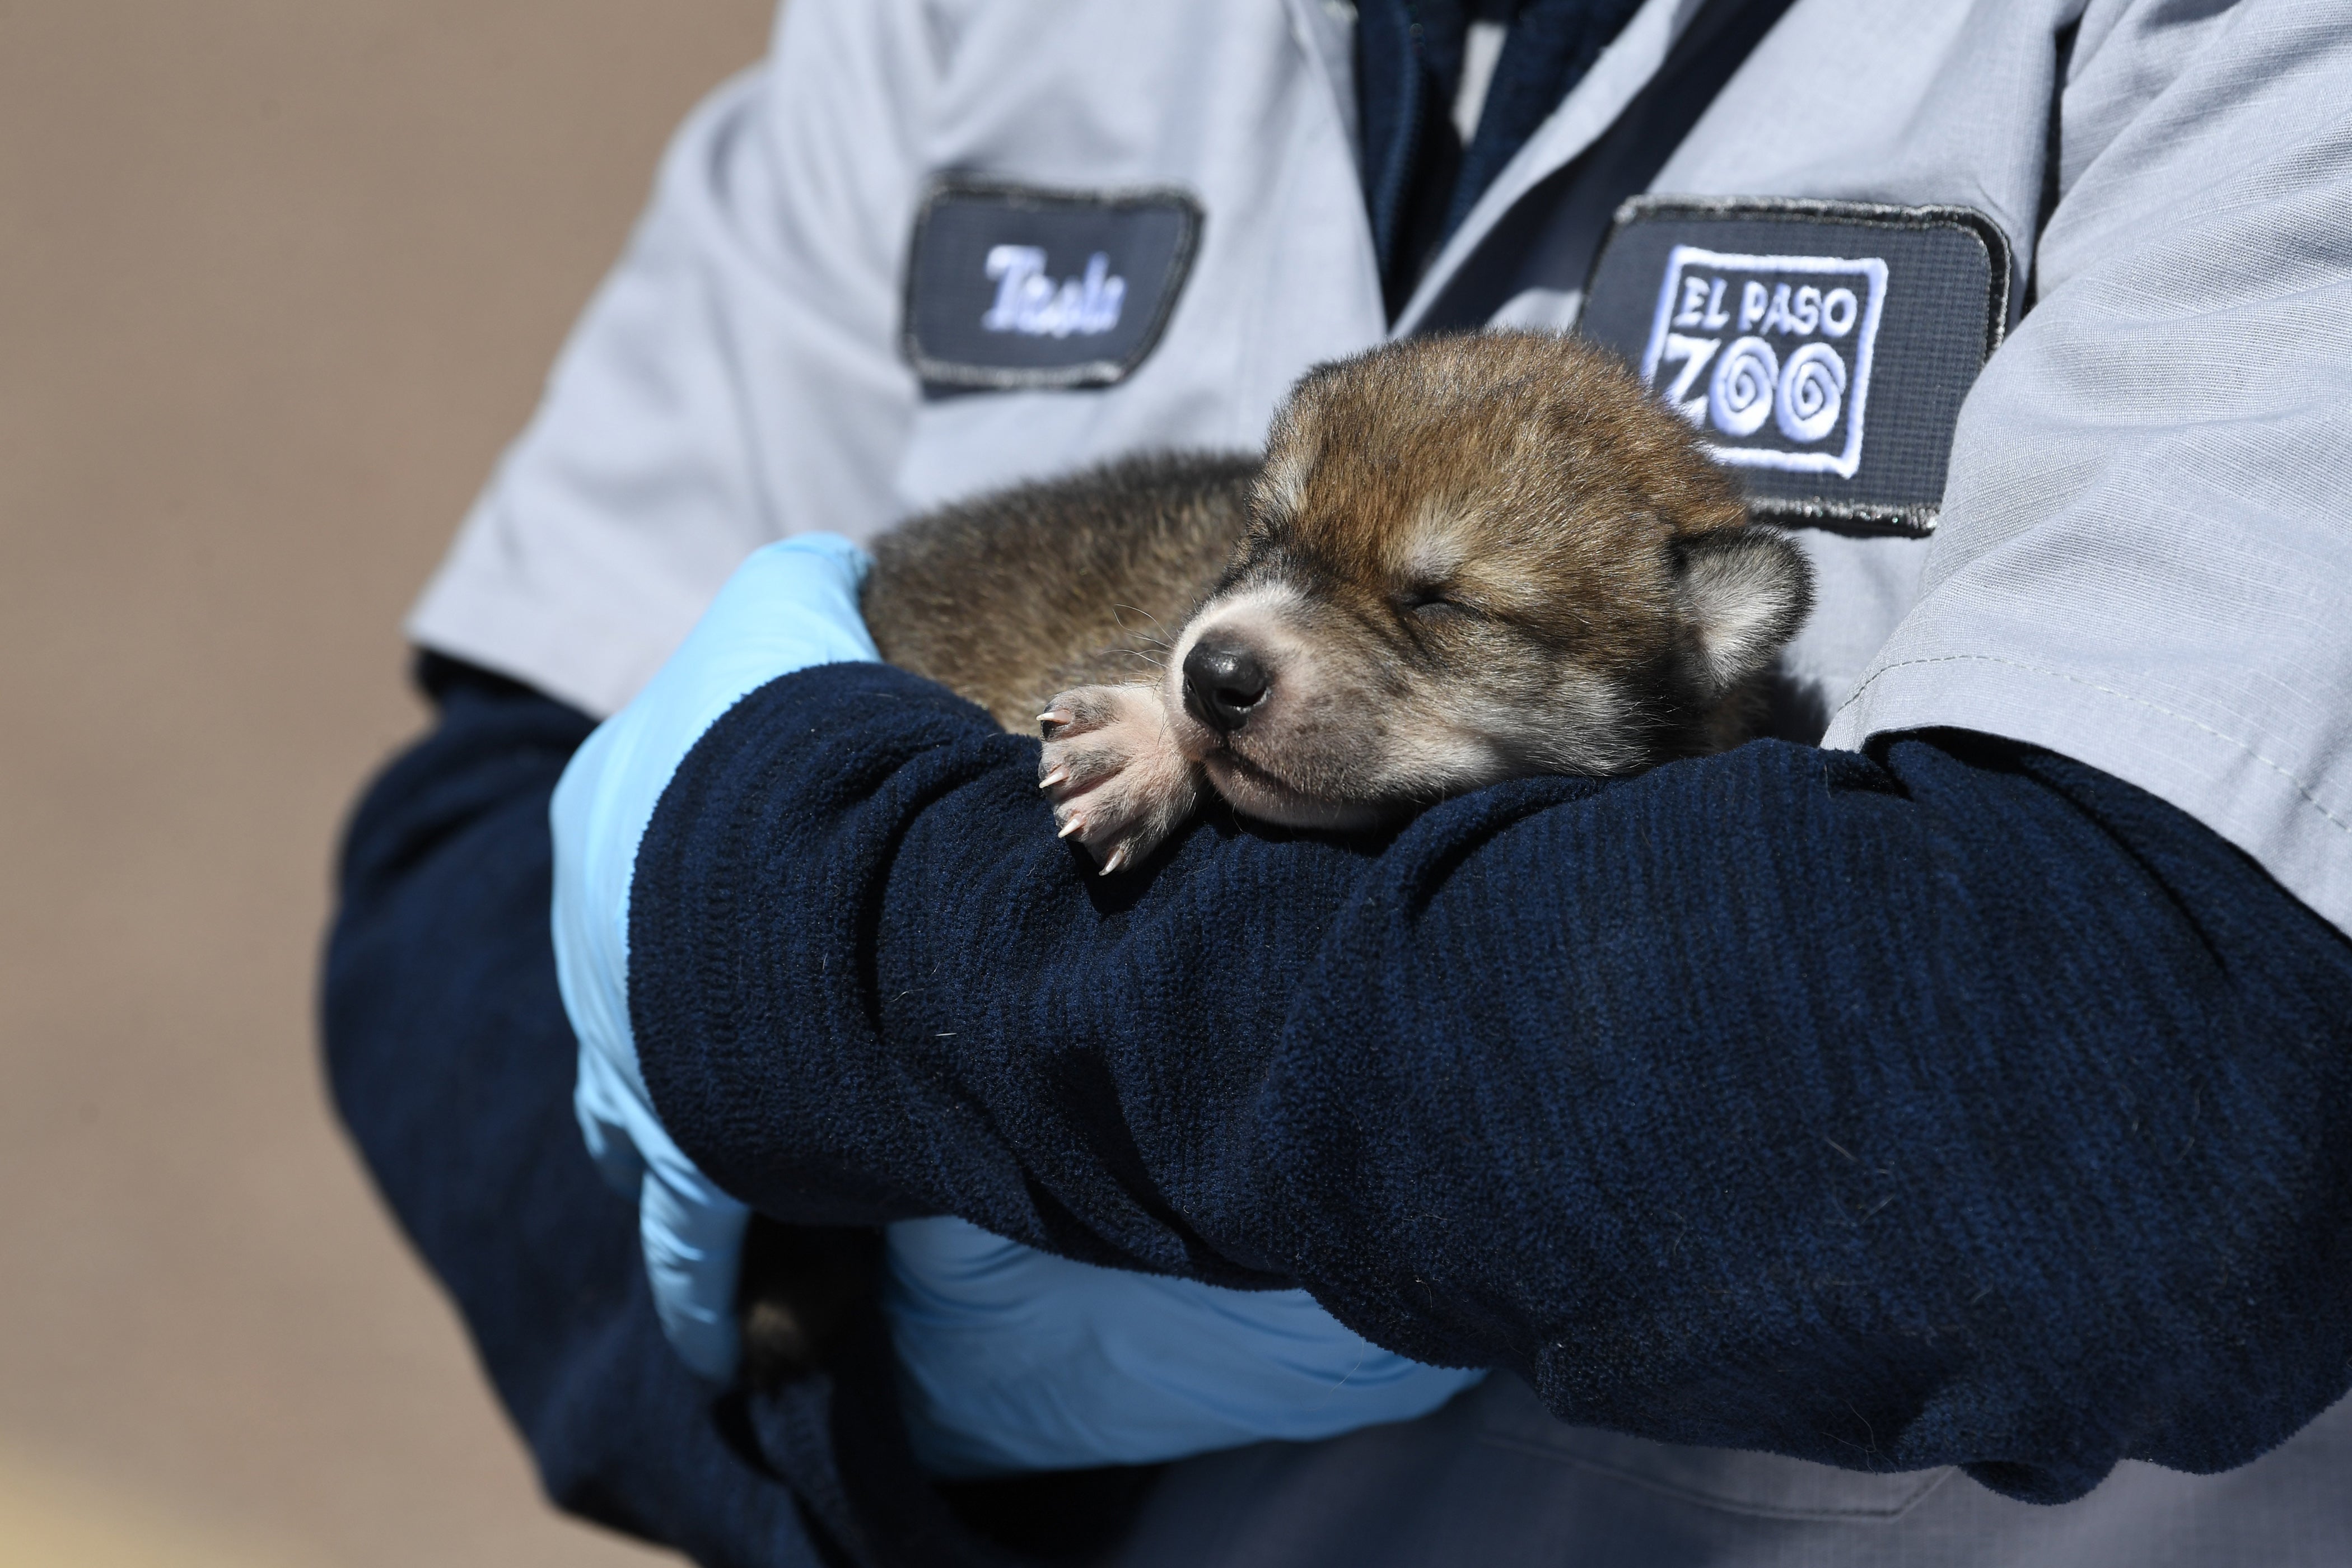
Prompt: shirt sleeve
<box><xmin>1822</xmin><ymin>0</ymin><xmax>2352</xmax><ymax>938</ymax></box>
<box><xmin>404</xmin><ymin>0</ymin><xmax>931</xmax><ymax>719</ymax></box>
<box><xmin>628</xmin><ymin>660</ymin><xmax>2352</xmax><ymax>1508</ymax></box>
<box><xmin>323</xmin><ymin>661</ymin><xmax>1103</xmax><ymax>1568</ymax></box>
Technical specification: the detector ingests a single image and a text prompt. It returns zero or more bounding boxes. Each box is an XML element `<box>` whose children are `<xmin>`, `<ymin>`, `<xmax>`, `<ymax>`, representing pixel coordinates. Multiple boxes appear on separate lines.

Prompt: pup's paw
<box><xmin>1037</xmin><ymin>684</ymin><xmax>1202</xmax><ymax>874</ymax></box>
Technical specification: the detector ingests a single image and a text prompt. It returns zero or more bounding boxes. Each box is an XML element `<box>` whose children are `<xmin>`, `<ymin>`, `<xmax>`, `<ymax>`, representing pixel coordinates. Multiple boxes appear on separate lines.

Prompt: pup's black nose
<box><xmin>1182</xmin><ymin>642</ymin><xmax>1271</xmax><ymax>734</ymax></box>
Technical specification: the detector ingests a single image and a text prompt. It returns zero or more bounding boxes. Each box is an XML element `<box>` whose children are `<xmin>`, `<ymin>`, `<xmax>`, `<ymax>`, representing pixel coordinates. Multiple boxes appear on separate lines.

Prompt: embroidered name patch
<box><xmin>1578</xmin><ymin>198</ymin><xmax>2011</xmax><ymax>534</ymax></box>
<box><xmin>903</xmin><ymin>179</ymin><xmax>1203</xmax><ymax>392</ymax></box>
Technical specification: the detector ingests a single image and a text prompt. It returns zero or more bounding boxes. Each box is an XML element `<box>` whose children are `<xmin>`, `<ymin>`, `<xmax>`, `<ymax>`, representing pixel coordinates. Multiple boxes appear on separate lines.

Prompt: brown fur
<box><xmin>1009</xmin><ymin>334</ymin><xmax>1806</xmax><ymax>870</ymax></box>
<box><xmin>750</xmin><ymin>333</ymin><xmax>1812</xmax><ymax>1383</ymax></box>
<box><xmin>1177</xmin><ymin>332</ymin><xmax>1775</xmax><ymax>807</ymax></box>
<box><xmin>865</xmin><ymin>333</ymin><xmax>1800</xmax><ymax>776</ymax></box>
<box><xmin>1255</xmin><ymin>330</ymin><xmax>1751</xmax><ymax>681</ymax></box>
<box><xmin>863</xmin><ymin>452</ymin><xmax>1255</xmax><ymax>731</ymax></box>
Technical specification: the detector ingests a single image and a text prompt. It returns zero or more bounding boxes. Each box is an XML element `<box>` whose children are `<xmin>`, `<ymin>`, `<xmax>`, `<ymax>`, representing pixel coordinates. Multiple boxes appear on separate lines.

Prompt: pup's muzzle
<box><xmin>1182</xmin><ymin>641</ymin><xmax>1271</xmax><ymax>735</ymax></box>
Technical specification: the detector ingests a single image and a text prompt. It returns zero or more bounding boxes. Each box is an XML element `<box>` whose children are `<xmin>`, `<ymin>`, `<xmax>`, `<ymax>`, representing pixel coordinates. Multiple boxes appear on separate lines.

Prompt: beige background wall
<box><xmin>0</xmin><ymin>4</ymin><xmax>773</xmax><ymax>1562</ymax></box>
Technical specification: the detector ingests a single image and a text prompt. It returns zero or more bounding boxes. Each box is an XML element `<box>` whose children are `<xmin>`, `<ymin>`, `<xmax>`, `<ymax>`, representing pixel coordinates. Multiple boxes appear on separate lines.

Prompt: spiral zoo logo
<box><xmin>1638</xmin><ymin>246</ymin><xmax>1888</xmax><ymax>479</ymax></box>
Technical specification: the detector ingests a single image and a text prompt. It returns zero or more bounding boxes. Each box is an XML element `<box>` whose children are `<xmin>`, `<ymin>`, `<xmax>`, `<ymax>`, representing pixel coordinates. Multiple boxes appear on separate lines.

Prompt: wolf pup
<box><xmin>863</xmin><ymin>330</ymin><xmax>1813</xmax><ymax>873</ymax></box>
<box><xmin>747</xmin><ymin>332</ymin><xmax>1814</xmax><ymax>1385</ymax></box>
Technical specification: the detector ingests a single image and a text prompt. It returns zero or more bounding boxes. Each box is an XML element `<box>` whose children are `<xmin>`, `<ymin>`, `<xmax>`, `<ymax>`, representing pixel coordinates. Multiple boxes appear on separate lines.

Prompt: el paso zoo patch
<box><xmin>1644</xmin><ymin>249</ymin><xmax>1884</xmax><ymax>479</ymax></box>
<box><xmin>1579</xmin><ymin>198</ymin><xmax>2012</xmax><ymax>535</ymax></box>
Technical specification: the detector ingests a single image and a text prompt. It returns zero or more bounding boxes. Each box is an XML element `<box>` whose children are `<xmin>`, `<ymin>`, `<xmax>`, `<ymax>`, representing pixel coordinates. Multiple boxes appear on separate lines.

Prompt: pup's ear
<box><xmin>1672</xmin><ymin>528</ymin><xmax>1814</xmax><ymax>696</ymax></box>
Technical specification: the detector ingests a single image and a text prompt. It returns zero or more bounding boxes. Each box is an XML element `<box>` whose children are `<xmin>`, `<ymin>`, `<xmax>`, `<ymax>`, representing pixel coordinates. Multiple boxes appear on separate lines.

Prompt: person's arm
<box><xmin>326</xmin><ymin>657</ymin><xmax>1109</xmax><ymax>1567</ymax></box>
<box><xmin>322</xmin><ymin>660</ymin><xmax>837</xmax><ymax>1565</ymax></box>
<box><xmin>627</xmin><ymin>660</ymin><xmax>2352</xmax><ymax>1507</ymax></box>
<box><xmin>1819</xmin><ymin>0</ymin><xmax>2352</xmax><ymax>931</ymax></box>
<box><xmin>360</xmin><ymin>0</ymin><xmax>1478</xmax><ymax>1501</ymax></box>
<box><xmin>620</xmin><ymin>0</ymin><xmax>2352</xmax><ymax>1504</ymax></box>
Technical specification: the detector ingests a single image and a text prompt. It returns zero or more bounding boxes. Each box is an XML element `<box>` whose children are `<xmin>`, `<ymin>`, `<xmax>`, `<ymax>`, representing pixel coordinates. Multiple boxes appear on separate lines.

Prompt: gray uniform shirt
<box><xmin>408</xmin><ymin>0</ymin><xmax>2352</xmax><ymax>1558</ymax></box>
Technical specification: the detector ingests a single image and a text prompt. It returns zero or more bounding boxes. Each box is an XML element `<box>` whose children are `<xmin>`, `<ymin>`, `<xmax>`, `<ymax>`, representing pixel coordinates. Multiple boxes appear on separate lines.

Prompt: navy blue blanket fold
<box><xmin>631</xmin><ymin>660</ymin><xmax>2352</xmax><ymax>1506</ymax></box>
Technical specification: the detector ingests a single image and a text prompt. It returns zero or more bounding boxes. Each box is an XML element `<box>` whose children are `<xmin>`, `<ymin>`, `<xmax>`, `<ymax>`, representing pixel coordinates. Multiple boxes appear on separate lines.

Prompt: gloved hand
<box><xmin>553</xmin><ymin>534</ymin><xmax>881</xmax><ymax>1380</ymax></box>
<box><xmin>553</xmin><ymin>534</ymin><xmax>1487</xmax><ymax>1453</ymax></box>
<box><xmin>887</xmin><ymin>1216</ymin><xmax>1488</xmax><ymax>1476</ymax></box>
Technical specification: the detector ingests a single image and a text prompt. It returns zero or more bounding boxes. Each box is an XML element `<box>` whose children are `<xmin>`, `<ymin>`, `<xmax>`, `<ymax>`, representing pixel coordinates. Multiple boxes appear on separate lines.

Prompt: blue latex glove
<box><xmin>553</xmin><ymin>534</ymin><xmax>881</xmax><ymax>1380</ymax></box>
<box><xmin>552</xmin><ymin>534</ymin><xmax>1485</xmax><ymax>1454</ymax></box>
<box><xmin>888</xmin><ymin>1216</ymin><xmax>1487</xmax><ymax>1476</ymax></box>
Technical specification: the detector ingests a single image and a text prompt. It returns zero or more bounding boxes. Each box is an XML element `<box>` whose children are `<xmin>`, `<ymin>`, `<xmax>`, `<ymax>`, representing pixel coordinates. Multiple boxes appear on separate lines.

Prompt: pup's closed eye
<box><xmin>1398</xmin><ymin>587</ymin><xmax>1475</xmax><ymax>618</ymax></box>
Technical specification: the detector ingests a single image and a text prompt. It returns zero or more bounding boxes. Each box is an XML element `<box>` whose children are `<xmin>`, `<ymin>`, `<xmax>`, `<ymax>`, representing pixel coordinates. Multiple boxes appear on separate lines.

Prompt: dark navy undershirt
<box><xmin>1357</xmin><ymin>0</ymin><xmax>1648</xmax><ymax>313</ymax></box>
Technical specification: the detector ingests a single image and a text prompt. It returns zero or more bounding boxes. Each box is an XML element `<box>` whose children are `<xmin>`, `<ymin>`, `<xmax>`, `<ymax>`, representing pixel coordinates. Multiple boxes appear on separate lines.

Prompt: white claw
<box><xmin>1039</xmin><ymin>764</ymin><xmax>1069</xmax><ymax>788</ymax></box>
<box><xmin>1058</xmin><ymin>816</ymin><xmax>1085</xmax><ymax>840</ymax></box>
<box><xmin>1099</xmin><ymin>846</ymin><xmax>1127</xmax><ymax>875</ymax></box>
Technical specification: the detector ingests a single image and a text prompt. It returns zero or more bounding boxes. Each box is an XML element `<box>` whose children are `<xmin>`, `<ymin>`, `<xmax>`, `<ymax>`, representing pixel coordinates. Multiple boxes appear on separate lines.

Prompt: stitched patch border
<box><xmin>1581</xmin><ymin>196</ymin><xmax>2014</xmax><ymax>537</ymax></box>
<box><xmin>902</xmin><ymin>177</ymin><xmax>1205</xmax><ymax>393</ymax></box>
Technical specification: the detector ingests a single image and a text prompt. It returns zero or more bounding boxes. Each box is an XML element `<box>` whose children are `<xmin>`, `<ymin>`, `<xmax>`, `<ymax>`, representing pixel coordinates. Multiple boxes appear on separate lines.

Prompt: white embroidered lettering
<box><xmin>1673</xmin><ymin>276</ymin><xmax>1710</xmax><ymax>328</ymax></box>
<box><xmin>1774</xmin><ymin>342</ymin><xmax>1846</xmax><ymax>443</ymax></box>
<box><xmin>1820</xmin><ymin>287</ymin><xmax>1859</xmax><ymax>337</ymax></box>
<box><xmin>1658</xmin><ymin>334</ymin><xmax>1721</xmax><ymax>422</ymax></box>
<box><xmin>1636</xmin><ymin>243</ymin><xmax>1888</xmax><ymax>478</ymax></box>
<box><xmin>981</xmin><ymin>246</ymin><xmax>1126</xmax><ymax>338</ymax></box>
<box><xmin>1793</xmin><ymin>284</ymin><xmax>1822</xmax><ymax>335</ymax></box>
<box><xmin>1709</xmin><ymin>335</ymin><xmax>1778</xmax><ymax>436</ymax></box>
<box><xmin>1079</xmin><ymin>253</ymin><xmax>1127</xmax><ymax>333</ymax></box>
<box><xmin>982</xmin><ymin>245</ymin><xmax>1048</xmax><ymax>329</ymax></box>
<box><xmin>1738</xmin><ymin>280</ymin><xmax>1769</xmax><ymax>331</ymax></box>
